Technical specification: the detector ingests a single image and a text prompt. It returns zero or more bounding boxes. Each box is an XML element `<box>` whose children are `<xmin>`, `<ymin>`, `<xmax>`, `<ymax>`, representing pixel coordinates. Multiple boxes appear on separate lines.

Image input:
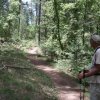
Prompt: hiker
<box><xmin>78</xmin><ymin>34</ymin><xmax>100</xmax><ymax>100</ymax></box>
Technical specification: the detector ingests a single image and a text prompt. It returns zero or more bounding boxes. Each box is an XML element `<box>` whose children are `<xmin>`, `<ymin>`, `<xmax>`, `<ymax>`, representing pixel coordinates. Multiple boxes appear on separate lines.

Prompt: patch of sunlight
<box><xmin>29</xmin><ymin>77</ymin><xmax>35</xmax><ymax>81</ymax></box>
<box><xmin>67</xmin><ymin>93</ymin><xmax>79</xmax><ymax>100</ymax></box>
<box><xmin>40</xmin><ymin>84</ymin><xmax>57</xmax><ymax>97</ymax></box>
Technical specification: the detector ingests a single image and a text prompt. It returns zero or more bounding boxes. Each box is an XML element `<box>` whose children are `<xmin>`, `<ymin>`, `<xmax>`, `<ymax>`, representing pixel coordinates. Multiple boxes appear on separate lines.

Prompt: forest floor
<box><xmin>0</xmin><ymin>44</ymin><xmax>89</xmax><ymax>100</ymax></box>
<box><xmin>0</xmin><ymin>44</ymin><xmax>57</xmax><ymax>100</ymax></box>
<box><xmin>27</xmin><ymin>47</ymin><xmax>89</xmax><ymax>100</ymax></box>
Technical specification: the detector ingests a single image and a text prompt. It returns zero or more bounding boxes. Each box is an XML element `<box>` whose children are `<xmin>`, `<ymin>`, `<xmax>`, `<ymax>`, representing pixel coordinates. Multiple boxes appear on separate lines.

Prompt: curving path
<box><xmin>28</xmin><ymin>53</ymin><xmax>89</xmax><ymax>100</ymax></box>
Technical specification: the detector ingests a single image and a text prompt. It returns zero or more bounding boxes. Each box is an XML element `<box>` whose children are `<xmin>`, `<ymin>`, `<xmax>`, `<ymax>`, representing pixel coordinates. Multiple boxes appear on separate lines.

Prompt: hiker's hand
<box><xmin>78</xmin><ymin>70</ymin><xmax>89</xmax><ymax>79</ymax></box>
<box><xmin>78</xmin><ymin>72</ymin><xmax>84</xmax><ymax>79</ymax></box>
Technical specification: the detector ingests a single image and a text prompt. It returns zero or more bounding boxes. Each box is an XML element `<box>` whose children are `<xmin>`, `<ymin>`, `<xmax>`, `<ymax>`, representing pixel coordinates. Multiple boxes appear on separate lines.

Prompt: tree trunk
<box><xmin>38</xmin><ymin>0</ymin><xmax>41</xmax><ymax>45</ymax></box>
<box><xmin>18</xmin><ymin>0</ymin><xmax>22</xmax><ymax>36</ymax></box>
<box><xmin>53</xmin><ymin>0</ymin><xmax>64</xmax><ymax>51</ymax></box>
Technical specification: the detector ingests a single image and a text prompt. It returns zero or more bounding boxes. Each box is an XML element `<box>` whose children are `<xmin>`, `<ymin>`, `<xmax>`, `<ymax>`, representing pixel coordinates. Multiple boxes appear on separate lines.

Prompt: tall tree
<box><xmin>38</xmin><ymin>0</ymin><xmax>41</xmax><ymax>45</ymax></box>
<box><xmin>53</xmin><ymin>0</ymin><xmax>64</xmax><ymax>51</ymax></box>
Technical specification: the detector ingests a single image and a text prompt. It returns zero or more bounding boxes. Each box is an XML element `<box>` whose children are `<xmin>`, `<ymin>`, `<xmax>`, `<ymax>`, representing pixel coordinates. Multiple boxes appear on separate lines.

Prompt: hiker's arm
<box><xmin>85</xmin><ymin>64</ymin><xmax>100</xmax><ymax>77</ymax></box>
<box><xmin>85</xmin><ymin>50</ymin><xmax>100</xmax><ymax>77</ymax></box>
<box><xmin>78</xmin><ymin>64</ymin><xmax>100</xmax><ymax>79</ymax></box>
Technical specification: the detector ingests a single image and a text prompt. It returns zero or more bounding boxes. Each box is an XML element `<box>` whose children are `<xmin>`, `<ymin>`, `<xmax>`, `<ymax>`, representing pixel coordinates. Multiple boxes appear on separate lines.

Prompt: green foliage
<box><xmin>54</xmin><ymin>59</ymin><xmax>71</xmax><ymax>71</ymax></box>
<box><xmin>41</xmin><ymin>36</ymin><xmax>57</xmax><ymax>52</ymax></box>
<box><xmin>0</xmin><ymin>0</ymin><xmax>100</xmax><ymax>76</ymax></box>
<box><xmin>17</xmin><ymin>40</ymin><xmax>36</xmax><ymax>51</ymax></box>
<box><xmin>38</xmin><ymin>0</ymin><xmax>100</xmax><ymax>75</ymax></box>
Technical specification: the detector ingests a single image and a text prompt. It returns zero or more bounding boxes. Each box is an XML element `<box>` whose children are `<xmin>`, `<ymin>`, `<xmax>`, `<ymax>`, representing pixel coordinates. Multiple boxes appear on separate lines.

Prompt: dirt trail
<box><xmin>28</xmin><ymin>53</ymin><xmax>89</xmax><ymax>100</ymax></box>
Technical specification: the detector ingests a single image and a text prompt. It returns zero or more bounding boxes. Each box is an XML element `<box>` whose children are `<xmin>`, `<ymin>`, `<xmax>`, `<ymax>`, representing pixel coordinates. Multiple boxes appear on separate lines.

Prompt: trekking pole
<box><xmin>83</xmin><ymin>69</ymin><xmax>85</xmax><ymax>100</ymax></box>
<box><xmin>83</xmin><ymin>81</ymin><xmax>85</xmax><ymax>100</ymax></box>
<box><xmin>79</xmin><ymin>69</ymin><xmax>86</xmax><ymax>100</ymax></box>
<box><xmin>79</xmin><ymin>70</ymin><xmax>83</xmax><ymax>100</ymax></box>
<box><xmin>79</xmin><ymin>78</ymin><xmax>82</xmax><ymax>100</ymax></box>
<box><xmin>80</xmin><ymin>79</ymin><xmax>85</xmax><ymax>100</ymax></box>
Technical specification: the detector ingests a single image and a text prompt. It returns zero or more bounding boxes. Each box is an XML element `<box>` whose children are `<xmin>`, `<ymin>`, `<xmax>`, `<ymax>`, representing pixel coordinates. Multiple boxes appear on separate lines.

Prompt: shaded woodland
<box><xmin>0</xmin><ymin>0</ymin><xmax>100</xmax><ymax>99</ymax></box>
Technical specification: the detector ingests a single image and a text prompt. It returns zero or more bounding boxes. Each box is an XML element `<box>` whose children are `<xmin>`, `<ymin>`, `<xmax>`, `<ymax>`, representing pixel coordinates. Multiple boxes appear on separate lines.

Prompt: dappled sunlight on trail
<box><xmin>27</xmin><ymin>50</ymin><xmax>89</xmax><ymax>100</ymax></box>
<box><xmin>36</xmin><ymin>65</ymin><xmax>81</xmax><ymax>100</ymax></box>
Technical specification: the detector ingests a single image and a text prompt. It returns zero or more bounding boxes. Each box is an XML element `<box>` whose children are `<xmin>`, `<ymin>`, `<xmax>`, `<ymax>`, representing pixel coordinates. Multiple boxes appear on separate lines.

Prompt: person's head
<box><xmin>90</xmin><ymin>34</ymin><xmax>100</xmax><ymax>49</ymax></box>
